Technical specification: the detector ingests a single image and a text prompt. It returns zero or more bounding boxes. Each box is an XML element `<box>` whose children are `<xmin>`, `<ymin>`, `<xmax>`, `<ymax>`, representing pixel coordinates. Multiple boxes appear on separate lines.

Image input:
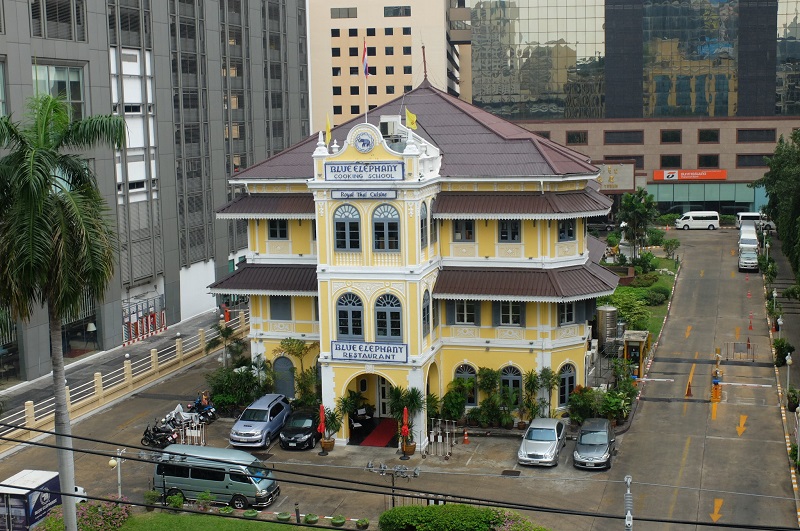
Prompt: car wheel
<box><xmin>230</xmin><ymin>495</ymin><xmax>248</xmax><ymax>510</ymax></box>
<box><xmin>683</xmin><ymin>225</ymin><xmax>690</xmax><ymax>230</ymax></box>
<box><xmin>708</xmin><ymin>224</ymin><xmax>715</xmax><ymax>230</ymax></box>
<box><xmin>310</xmin><ymin>437</ymin><xmax>318</xmax><ymax>449</ymax></box>
<box><xmin>262</xmin><ymin>433</ymin><xmax>271</xmax><ymax>447</ymax></box>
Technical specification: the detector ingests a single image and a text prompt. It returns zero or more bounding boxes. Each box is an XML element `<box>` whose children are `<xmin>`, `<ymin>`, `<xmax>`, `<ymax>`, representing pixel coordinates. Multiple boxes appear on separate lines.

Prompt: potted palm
<box><xmin>319</xmin><ymin>405</ymin><xmax>343</xmax><ymax>452</ymax></box>
<box><xmin>389</xmin><ymin>386</ymin><xmax>425</xmax><ymax>456</ymax></box>
<box><xmin>143</xmin><ymin>489</ymin><xmax>161</xmax><ymax>511</ymax></box>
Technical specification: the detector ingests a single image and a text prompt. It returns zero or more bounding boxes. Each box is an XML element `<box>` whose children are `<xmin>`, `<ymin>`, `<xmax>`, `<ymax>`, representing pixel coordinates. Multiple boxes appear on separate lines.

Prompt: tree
<box><xmin>617</xmin><ymin>188</ymin><xmax>658</xmax><ymax>260</ymax></box>
<box><xmin>0</xmin><ymin>95</ymin><xmax>125</xmax><ymax>531</ymax></box>
<box><xmin>205</xmin><ymin>321</ymin><xmax>247</xmax><ymax>368</ymax></box>
<box><xmin>272</xmin><ymin>337</ymin><xmax>319</xmax><ymax>373</ymax></box>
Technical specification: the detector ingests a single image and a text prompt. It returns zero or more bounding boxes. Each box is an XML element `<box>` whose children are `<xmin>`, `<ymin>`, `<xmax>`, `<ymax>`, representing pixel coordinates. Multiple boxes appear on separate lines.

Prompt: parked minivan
<box><xmin>736</xmin><ymin>212</ymin><xmax>774</xmax><ymax>230</ymax></box>
<box><xmin>739</xmin><ymin>224</ymin><xmax>759</xmax><ymax>254</ymax></box>
<box><xmin>674</xmin><ymin>211</ymin><xmax>720</xmax><ymax>230</ymax></box>
<box><xmin>153</xmin><ymin>444</ymin><xmax>280</xmax><ymax>509</ymax></box>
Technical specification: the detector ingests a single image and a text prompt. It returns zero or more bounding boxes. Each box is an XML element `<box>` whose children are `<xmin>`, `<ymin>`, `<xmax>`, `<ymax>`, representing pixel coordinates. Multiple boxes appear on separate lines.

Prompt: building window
<box><xmin>366</xmin><ymin>28</ymin><xmax>375</xmax><ymax>36</ymax></box>
<box><xmin>501</xmin><ymin>366</ymin><xmax>522</xmax><ymax>406</ymax></box>
<box><xmin>604</xmin><ymin>155</ymin><xmax>644</xmax><ymax>169</ymax></box>
<box><xmin>368</xmin><ymin>86</ymin><xmax>377</xmax><ymax>95</ymax></box>
<box><xmin>385</xmin><ymin>6</ymin><xmax>412</xmax><ymax>17</ymax></box>
<box><xmin>661</xmin><ymin>130</ymin><xmax>682</xmax><ymax>143</ymax></box>
<box><xmin>350</xmin><ymin>66</ymin><xmax>359</xmax><ymax>75</ymax></box>
<box><xmin>737</xmin><ymin>154</ymin><xmax>770</xmax><ymax>168</ymax></box>
<box><xmin>348</xmin><ymin>28</ymin><xmax>357</xmax><ymax>37</ymax></box>
<box><xmin>498</xmin><ymin>220</ymin><xmax>520</xmax><ymax>242</ymax></box>
<box><xmin>403</xmin><ymin>27</ymin><xmax>411</xmax><ymax>35</ymax></box>
<box><xmin>698</xmin><ymin>154</ymin><xmax>719</xmax><ymax>168</ymax></box>
<box><xmin>350</xmin><ymin>105</ymin><xmax>360</xmax><ymax>114</ymax></box>
<box><xmin>420</xmin><ymin>202</ymin><xmax>428</xmax><ymax>248</ymax></box>
<box><xmin>337</xmin><ymin>293</ymin><xmax>363</xmax><ymax>340</ymax></box>
<box><xmin>270</xmin><ymin>296</ymin><xmax>291</xmax><ymax>320</ymax></box>
<box><xmin>737</xmin><ymin>129</ymin><xmax>776</xmax><ymax>143</ymax></box>
<box><xmin>432</xmin><ymin>297</ymin><xmax>439</xmax><ymax>328</ymax></box>
<box><xmin>385</xmin><ymin>46</ymin><xmax>394</xmax><ymax>55</ymax></box>
<box><xmin>333</xmin><ymin>86</ymin><xmax>342</xmax><ymax>95</ymax></box>
<box><xmin>403</xmin><ymin>46</ymin><xmax>411</xmax><ymax>55</ymax></box>
<box><xmin>455</xmin><ymin>300</ymin><xmax>476</xmax><ymax>325</ymax></box>
<box><xmin>566</xmin><ymin>131</ymin><xmax>587</xmax><ymax>145</ymax></box>
<box><xmin>373</xmin><ymin>204</ymin><xmax>400</xmax><ymax>251</ymax></box>
<box><xmin>31</xmin><ymin>0</ymin><xmax>86</xmax><ymax>41</ymax></box>
<box><xmin>368</xmin><ymin>66</ymin><xmax>376</xmax><ymax>76</ymax></box>
<box><xmin>334</xmin><ymin>204</ymin><xmax>360</xmax><ymax>250</ymax></box>
<box><xmin>698</xmin><ymin>129</ymin><xmax>720</xmax><ymax>143</ymax></box>
<box><xmin>331</xmin><ymin>29</ymin><xmax>340</xmax><ymax>37</ymax></box>
<box><xmin>385</xmin><ymin>27</ymin><xmax>393</xmax><ymax>36</ymax></box>
<box><xmin>558</xmin><ymin>302</ymin><xmax>575</xmax><ymax>325</ymax></box>
<box><xmin>422</xmin><ymin>291</ymin><xmax>430</xmax><ymax>337</ymax></box>
<box><xmin>455</xmin><ymin>364</ymin><xmax>477</xmax><ymax>406</ymax></box>
<box><xmin>332</xmin><ymin>47</ymin><xmax>341</xmax><ymax>57</ymax></box>
<box><xmin>557</xmin><ymin>220</ymin><xmax>575</xmax><ymax>241</ymax></box>
<box><xmin>660</xmin><ymin>155</ymin><xmax>682</xmax><ymax>169</ymax></box>
<box><xmin>330</xmin><ymin>7</ymin><xmax>357</xmax><ymax>18</ymax></box>
<box><xmin>0</xmin><ymin>63</ymin><xmax>5</xmax><ymax>117</ymax></box>
<box><xmin>500</xmin><ymin>301</ymin><xmax>521</xmax><ymax>326</ymax></box>
<box><xmin>604</xmin><ymin>131</ymin><xmax>644</xmax><ymax>145</ymax></box>
<box><xmin>332</xmin><ymin>67</ymin><xmax>341</xmax><ymax>76</ymax></box>
<box><xmin>333</xmin><ymin>105</ymin><xmax>342</xmax><ymax>115</ymax></box>
<box><xmin>534</xmin><ymin>131</ymin><xmax>550</xmax><ymax>139</ymax></box>
<box><xmin>269</xmin><ymin>220</ymin><xmax>288</xmax><ymax>239</ymax></box>
<box><xmin>403</xmin><ymin>65</ymin><xmax>412</xmax><ymax>74</ymax></box>
<box><xmin>375</xmin><ymin>293</ymin><xmax>402</xmax><ymax>342</ymax></box>
<box><xmin>558</xmin><ymin>364</ymin><xmax>576</xmax><ymax>406</ymax></box>
<box><xmin>430</xmin><ymin>200</ymin><xmax>438</xmax><ymax>243</ymax></box>
<box><xmin>453</xmin><ymin>220</ymin><xmax>474</xmax><ymax>242</ymax></box>
<box><xmin>32</xmin><ymin>64</ymin><xmax>85</xmax><ymax>119</ymax></box>
<box><xmin>386</xmin><ymin>86</ymin><xmax>395</xmax><ymax>95</ymax></box>
<box><xmin>386</xmin><ymin>66</ymin><xmax>395</xmax><ymax>75</ymax></box>
<box><xmin>350</xmin><ymin>86</ymin><xmax>359</xmax><ymax>95</ymax></box>
<box><xmin>349</xmin><ymin>47</ymin><xmax>358</xmax><ymax>57</ymax></box>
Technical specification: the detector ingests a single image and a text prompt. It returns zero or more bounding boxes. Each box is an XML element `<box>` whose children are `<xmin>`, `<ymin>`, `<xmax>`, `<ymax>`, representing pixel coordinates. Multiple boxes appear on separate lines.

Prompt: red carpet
<box><xmin>359</xmin><ymin>418</ymin><xmax>397</xmax><ymax>447</ymax></box>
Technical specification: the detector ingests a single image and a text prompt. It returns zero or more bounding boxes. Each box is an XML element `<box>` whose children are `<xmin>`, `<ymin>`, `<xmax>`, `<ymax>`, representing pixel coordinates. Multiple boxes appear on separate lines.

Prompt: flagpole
<box><xmin>364</xmin><ymin>71</ymin><xmax>368</xmax><ymax>124</ymax></box>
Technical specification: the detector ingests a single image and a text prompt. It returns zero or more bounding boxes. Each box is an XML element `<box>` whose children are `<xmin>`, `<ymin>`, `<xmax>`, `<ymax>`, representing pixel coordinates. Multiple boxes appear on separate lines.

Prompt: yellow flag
<box><xmin>405</xmin><ymin>107</ymin><xmax>417</xmax><ymax>130</ymax></box>
<box><xmin>325</xmin><ymin>114</ymin><xmax>332</xmax><ymax>146</ymax></box>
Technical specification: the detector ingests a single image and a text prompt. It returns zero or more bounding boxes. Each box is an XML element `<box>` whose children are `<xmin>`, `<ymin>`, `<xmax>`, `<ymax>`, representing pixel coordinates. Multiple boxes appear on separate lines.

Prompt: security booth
<box><xmin>623</xmin><ymin>330</ymin><xmax>651</xmax><ymax>379</ymax></box>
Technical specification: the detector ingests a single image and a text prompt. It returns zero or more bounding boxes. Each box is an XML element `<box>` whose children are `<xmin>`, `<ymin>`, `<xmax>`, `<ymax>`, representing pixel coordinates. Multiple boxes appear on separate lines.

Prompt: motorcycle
<box><xmin>141</xmin><ymin>423</ymin><xmax>178</xmax><ymax>448</ymax></box>
<box><xmin>187</xmin><ymin>392</ymin><xmax>217</xmax><ymax>424</ymax></box>
<box><xmin>162</xmin><ymin>404</ymin><xmax>199</xmax><ymax>429</ymax></box>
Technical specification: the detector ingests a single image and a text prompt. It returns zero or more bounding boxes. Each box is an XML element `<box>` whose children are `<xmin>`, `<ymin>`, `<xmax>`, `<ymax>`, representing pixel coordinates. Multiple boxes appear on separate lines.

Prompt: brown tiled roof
<box><xmin>432</xmin><ymin>264</ymin><xmax>618</xmax><ymax>302</ymax></box>
<box><xmin>432</xmin><ymin>188</ymin><xmax>612</xmax><ymax>219</ymax></box>
<box><xmin>208</xmin><ymin>263</ymin><xmax>318</xmax><ymax>295</ymax></box>
<box><xmin>587</xmin><ymin>235</ymin><xmax>607</xmax><ymax>264</ymax></box>
<box><xmin>216</xmin><ymin>194</ymin><xmax>315</xmax><ymax>219</ymax></box>
<box><xmin>230</xmin><ymin>80</ymin><xmax>597</xmax><ymax>181</ymax></box>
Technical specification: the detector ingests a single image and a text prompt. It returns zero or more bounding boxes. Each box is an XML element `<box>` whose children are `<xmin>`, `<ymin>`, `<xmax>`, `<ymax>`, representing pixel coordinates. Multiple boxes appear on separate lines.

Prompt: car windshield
<box><xmin>525</xmin><ymin>428</ymin><xmax>556</xmax><ymax>441</ymax></box>
<box><xmin>579</xmin><ymin>430</ymin><xmax>607</xmax><ymax>445</ymax></box>
<box><xmin>247</xmin><ymin>463</ymin><xmax>274</xmax><ymax>486</ymax></box>
<box><xmin>741</xmin><ymin>252</ymin><xmax>757</xmax><ymax>259</ymax></box>
<box><xmin>240</xmin><ymin>408</ymin><xmax>268</xmax><ymax>422</ymax></box>
<box><xmin>286</xmin><ymin>416</ymin><xmax>313</xmax><ymax>428</ymax></box>
<box><xmin>740</xmin><ymin>238</ymin><xmax>758</xmax><ymax>246</ymax></box>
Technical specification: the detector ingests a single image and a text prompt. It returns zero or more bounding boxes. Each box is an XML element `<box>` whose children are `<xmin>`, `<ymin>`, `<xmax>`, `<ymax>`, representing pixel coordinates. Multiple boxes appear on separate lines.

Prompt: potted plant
<box><xmin>143</xmin><ymin>489</ymin><xmax>161</xmax><ymax>511</ymax></box>
<box><xmin>244</xmin><ymin>509</ymin><xmax>259</xmax><ymax>518</ymax></box>
<box><xmin>219</xmin><ymin>506</ymin><xmax>234</xmax><ymax>515</ymax></box>
<box><xmin>166</xmin><ymin>492</ymin><xmax>184</xmax><ymax>509</ymax></box>
<box><xmin>196</xmin><ymin>490</ymin><xmax>215</xmax><ymax>511</ymax></box>
<box><xmin>319</xmin><ymin>406</ymin><xmax>343</xmax><ymax>452</ymax></box>
<box><xmin>389</xmin><ymin>386</ymin><xmax>425</xmax><ymax>456</ymax></box>
<box><xmin>304</xmin><ymin>513</ymin><xmax>319</xmax><ymax>524</ymax></box>
<box><xmin>331</xmin><ymin>514</ymin><xmax>347</xmax><ymax>527</ymax></box>
<box><xmin>356</xmin><ymin>518</ymin><xmax>370</xmax><ymax>529</ymax></box>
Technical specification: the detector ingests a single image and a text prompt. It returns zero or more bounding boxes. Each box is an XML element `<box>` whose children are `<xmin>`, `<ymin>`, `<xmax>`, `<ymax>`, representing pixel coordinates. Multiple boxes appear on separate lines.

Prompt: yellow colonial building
<box><xmin>210</xmin><ymin>80</ymin><xmax>618</xmax><ymax>447</ymax></box>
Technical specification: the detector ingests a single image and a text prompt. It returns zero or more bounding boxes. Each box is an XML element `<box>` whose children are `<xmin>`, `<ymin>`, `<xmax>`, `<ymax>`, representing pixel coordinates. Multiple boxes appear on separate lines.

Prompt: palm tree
<box><xmin>0</xmin><ymin>95</ymin><xmax>125</xmax><ymax>531</ymax></box>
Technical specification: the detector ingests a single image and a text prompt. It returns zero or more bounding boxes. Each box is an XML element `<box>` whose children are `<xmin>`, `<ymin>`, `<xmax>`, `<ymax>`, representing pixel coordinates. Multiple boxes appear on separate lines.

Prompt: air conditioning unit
<box><xmin>379</xmin><ymin>115</ymin><xmax>401</xmax><ymax>139</ymax></box>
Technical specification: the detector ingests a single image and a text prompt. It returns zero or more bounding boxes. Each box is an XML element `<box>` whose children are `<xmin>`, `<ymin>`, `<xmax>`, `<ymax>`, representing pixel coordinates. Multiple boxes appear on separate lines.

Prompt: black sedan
<box><xmin>278</xmin><ymin>410</ymin><xmax>321</xmax><ymax>450</ymax></box>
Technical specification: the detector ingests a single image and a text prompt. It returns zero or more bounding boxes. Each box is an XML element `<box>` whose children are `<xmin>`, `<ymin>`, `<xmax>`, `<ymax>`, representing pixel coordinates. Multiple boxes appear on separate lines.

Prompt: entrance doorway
<box><xmin>378</xmin><ymin>377</ymin><xmax>392</xmax><ymax>417</ymax></box>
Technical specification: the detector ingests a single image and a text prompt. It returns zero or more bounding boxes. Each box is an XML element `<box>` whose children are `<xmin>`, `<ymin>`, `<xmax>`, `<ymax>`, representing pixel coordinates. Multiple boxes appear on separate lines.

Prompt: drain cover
<box><xmin>501</xmin><ymin>470</ymin><xmax>520</xmax><ymax>477</ymax></box>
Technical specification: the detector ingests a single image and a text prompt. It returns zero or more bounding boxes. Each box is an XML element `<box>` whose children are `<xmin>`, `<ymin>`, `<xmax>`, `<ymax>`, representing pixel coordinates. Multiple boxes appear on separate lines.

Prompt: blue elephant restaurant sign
<box><xmin>330</xmin><ymin>341</ymin><xmax>409</xmax><ymax>363</ymax></box>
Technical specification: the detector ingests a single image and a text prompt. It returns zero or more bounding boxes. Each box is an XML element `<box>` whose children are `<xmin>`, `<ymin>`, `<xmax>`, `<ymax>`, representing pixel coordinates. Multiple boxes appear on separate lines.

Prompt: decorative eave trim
<box><xmin>431</xmin><ymin>291</ymin><xmax>614</xmax><ymax>303</ymax></box>
<box><xmin>433</xmin><ymin>209</ymin><xmax>610</xmax><ymax>221</ymax></box>
<box><xmin>209</xmin><ymin>288</ymin><xmax>318</xmax><ymax>297</ymax></box>
<box><xmin>216</xmin><ymin>213</ymin><xmax>316</xmax><ymax>220</ymax></box>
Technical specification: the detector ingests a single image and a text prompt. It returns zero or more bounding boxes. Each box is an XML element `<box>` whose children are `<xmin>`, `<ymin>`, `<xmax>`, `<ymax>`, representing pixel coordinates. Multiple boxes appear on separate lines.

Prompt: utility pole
<box><xmin>624</xmin><ymin>475</ymin><xmax>633</xmax><ymax>530</ymax></box>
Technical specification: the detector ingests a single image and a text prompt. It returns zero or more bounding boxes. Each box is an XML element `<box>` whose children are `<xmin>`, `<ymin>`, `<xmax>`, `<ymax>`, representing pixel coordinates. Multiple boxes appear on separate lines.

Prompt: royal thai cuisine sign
<box><xmin>324</xmin><ymin>161</ymin><xmax>404</xmax><ymax>181</ymax></box>
<box><xmin>330</xmin><ymin>341</ymin><xmax>408</xmax><ymax>363</ymax></box>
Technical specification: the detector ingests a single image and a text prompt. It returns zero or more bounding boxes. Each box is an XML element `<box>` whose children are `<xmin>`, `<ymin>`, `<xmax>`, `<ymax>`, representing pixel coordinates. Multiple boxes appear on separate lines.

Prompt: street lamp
<box><xmin>786</xmin><ymin>353</ymin><xmax>793</xmax><ymax>395</ymax></box>
<box><xmin>778</xmin><ymin>316</ymin><xmax>784</xmax><ymax>340</ymax></box>
<box><xmin>108</xmin><ymin>449</ymin><xmax>127</xmax><ymax>498</ymax></box>
<box><xmin>766</xmin><ymin>241</ymin><xmax>770</xmax><ymax>262</ymax></box>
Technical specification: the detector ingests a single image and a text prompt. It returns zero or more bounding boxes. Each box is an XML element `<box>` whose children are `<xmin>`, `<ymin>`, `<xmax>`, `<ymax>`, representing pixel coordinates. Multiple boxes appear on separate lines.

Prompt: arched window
<box><xmin>422</xmin><ymin>291</ymin><xmax>430</xmax><ymax>337</ymax></box>
<box><xmin>334</xmin><ymin>204</ymin><xmax>360</xmax><ymax>250</ymax></box>
<box><xmin>430</xmin><ymin>199</ymin><xmax>438</xmax><ymax>243</ymax></box>
<box><xmin>558</xmin><ymin>364</ymin><xmax>577</xmax><ymax>407</ymax></box>
<box><xmin>373</xmin><ymin>204</ymin><xmax>400</xmax><ymax>251</ymax></box>
<box><xmin>274</xmin><ymin>357</ymin><xmax>295</xmax><ymax>398</ymax></box>
<box><xmin>375</xmin><ymin>293</ymin><xmax>402</xmax><ymax>342</ymax></box>
<box><xmin>420</xmin><ymin>202</ymin><xmax>428</xmax><ymax>248</ymax></box>
<box><xmin>455</xmin><ymin>364</ymin><xmax>477</xmax><ymax>406</ymax></box>
<box><xmin>337</xmin><ymin>293</ymin><xmax>363</xmax><ymax>340</ymax></box>
<box><xmin>501</xmin><ymin>366</ymin><xmax>522</xmax><ymax>405</ymax></box>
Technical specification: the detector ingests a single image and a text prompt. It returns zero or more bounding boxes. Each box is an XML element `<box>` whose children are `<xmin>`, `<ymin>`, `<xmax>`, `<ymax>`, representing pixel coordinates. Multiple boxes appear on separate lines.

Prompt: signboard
<box><xmin>331</xmin><ymin>341</ymin><xmax>408</xmax><ymax>363</ymax></box>
<box><xmin>653</xmin><ymin>169</ymin><xmax>727</xmax><ymax>181</ymax></box>
<box><xmin>331</xmin><ymin>190</ymin><xmax>398</xmax><ymax>200</ymax></box>
<box><xmin>324</xmin><ymin>162</ymin><xmax>404</xmax><ymax>181</ymax></box>
<box><xmin>595</xmin><ymin>162</ymin><xmax>635</xmax><ymax>192</ymax></box>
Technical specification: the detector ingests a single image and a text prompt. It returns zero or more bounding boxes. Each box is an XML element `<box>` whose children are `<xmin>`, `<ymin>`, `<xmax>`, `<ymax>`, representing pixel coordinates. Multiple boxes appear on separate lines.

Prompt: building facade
<box><xmin>210</xmin><ymin>82</ymin><xmax>618</xmax><ymax>446</ymax></box>
<box><xmin>0</xmin><ymin>0</ymin><xmax>308</xmax><ymax>381</ymax></box>
<box><xmin>457</xmin><ymin>0</ymin><xmax>800</xmax><ymax>213</ymax></box>
<box><xmin>307</xmin><ymin>0</ymin><xmax>461</xmax><ymax>132</ymax></box>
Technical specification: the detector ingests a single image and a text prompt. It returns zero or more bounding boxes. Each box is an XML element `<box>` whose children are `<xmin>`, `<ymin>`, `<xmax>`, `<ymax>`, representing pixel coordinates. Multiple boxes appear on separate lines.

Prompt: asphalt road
<box><xmin>0</xmin><ymin>229</ymin><xmax>795</xmax><ymax>530</ymax></box>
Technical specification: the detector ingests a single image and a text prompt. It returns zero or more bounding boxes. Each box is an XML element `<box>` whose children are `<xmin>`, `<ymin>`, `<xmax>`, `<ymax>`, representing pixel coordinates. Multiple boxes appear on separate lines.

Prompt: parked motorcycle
<box><xmin>187</xmin><ymin>392</ymin><xmax>217</xmax><ymax>424</ymax></box>
<box><xmin>141</xmin><ymin>423</ymin><xmax>178</xmax><ymax>448</ymax></box>
<box><xmin>162</xmin><ymin>404</ymin><xmax>199</xmax><ymax>429</ymax></box>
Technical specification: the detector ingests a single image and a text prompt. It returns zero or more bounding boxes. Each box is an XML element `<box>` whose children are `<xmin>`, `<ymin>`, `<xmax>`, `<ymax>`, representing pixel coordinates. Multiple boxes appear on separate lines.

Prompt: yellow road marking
<box><xmin>735</xmin><ymin>326</ymin><xmax>740</xmax><ymax>341</ymax></box>
<box><xmin>685</xmin><ymin>326</ymin><xmax>692</xmax><ymax>338</ymax></box>
<box><xmin>712</xmin><ymin>402</ymin><xmax>718</xmax><ymax>420</ymax></box>
<box><xmin>710</xmin><ymin>498</ymin><xmax>724</xmax><ymax>522</ymax></box>
<box><xmin>730</xmin><ymin>249</ymin><xmax>736</xmax><ymax>256</ymax></box>
<box><xmin>730</xmin><ymin>271</ymin><xmax>735</xmax><ymax>278</ymax></box>
<box><xmin>736</xmin><ymin>415</ymin><xmax>748</xmax><ymax>437</ymax></box>
<box><xmin>700</xmin><ymin>269</ymin><xmax>704</xmax><ymax>277</ymax></box>
<box><xmin>668</xmin><ymin>438</ymin><xmax>692</xmax><ymax>519</ymax></box>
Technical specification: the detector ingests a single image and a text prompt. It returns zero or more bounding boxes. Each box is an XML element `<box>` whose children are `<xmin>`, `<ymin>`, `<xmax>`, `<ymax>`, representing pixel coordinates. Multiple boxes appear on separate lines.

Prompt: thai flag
<box><xmin>362</xmin><ymin>40</ymin><xmax>369</xmax><ymax>77</ymax></box>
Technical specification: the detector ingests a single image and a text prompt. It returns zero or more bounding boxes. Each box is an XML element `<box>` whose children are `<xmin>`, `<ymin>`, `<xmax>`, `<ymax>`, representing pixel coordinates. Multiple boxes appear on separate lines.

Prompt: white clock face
<box><xmin>354</xmin><ymin>131</ymin><xmax>375</xmax><ymax>153</ymax></box>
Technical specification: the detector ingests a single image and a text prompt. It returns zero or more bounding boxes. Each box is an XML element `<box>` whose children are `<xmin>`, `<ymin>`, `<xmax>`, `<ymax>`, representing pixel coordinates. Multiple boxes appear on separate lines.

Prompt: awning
<box><xmin>216</xmin><ymin>194</ymin><xmax>315</xmax><ymax>220</ymax></box>
<box><xmin>432</xmin><ymin>188</ymin><xmax>612</xmax><ymax>220</ymax></box>
<box><xmin>208</xmin><ymin>263</ymin><xmax>318</xmax><ymax>295</ymax></box>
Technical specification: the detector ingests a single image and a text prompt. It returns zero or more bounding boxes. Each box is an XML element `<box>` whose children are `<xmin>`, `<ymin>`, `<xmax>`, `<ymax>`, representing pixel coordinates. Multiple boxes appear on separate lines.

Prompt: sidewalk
<box><xmin>772</xmin><ymin>235</ymin><xmax>800</xmax><ymax>385</ymax></box>
<box><xmin>0</xmin><ymin>309</ymin><xmax>221</xmax><ymax>417</ymax></box>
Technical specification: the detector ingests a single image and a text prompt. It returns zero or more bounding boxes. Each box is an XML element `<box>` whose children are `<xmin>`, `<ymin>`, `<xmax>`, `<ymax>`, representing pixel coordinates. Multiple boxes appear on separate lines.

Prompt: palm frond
<box><xmin>62</xmin><ymin>114</ymin><xmax>127</xmax><ymax>151</ymax></box>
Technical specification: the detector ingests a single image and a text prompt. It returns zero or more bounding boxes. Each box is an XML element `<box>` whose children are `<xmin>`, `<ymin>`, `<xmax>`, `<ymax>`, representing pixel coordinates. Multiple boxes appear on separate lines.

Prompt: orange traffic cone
<box><xmin>463</xmin><ymin>429</ymin><xmax>470</xmax><ymax>445</ymax></box>
<box><xmin>749</xmin><ymin>318</ymin><xmax>753</xmax><ymax>331</ymax></box>
<box><xmin>747</xmin><ymin>290</ymin><xmax>752</xmax><ymax>299</ymax></box>
<box><xmin>747</xmin><ymin>337</ymin><xmax>751</xmax><ymax>349</ymax></box>
<box><xmin>685</xmin><ymin>381</ymin><xmax>693</xmax><ymax>398</ymax></box>
<box><xmin>746</xmin><ymin>273</ymin><xmax>749</xmax><ymax>281</ymax></box>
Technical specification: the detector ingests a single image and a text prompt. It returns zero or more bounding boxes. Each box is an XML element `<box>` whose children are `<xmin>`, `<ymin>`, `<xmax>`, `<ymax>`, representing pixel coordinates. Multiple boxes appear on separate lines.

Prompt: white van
<box><xmin>674</xmin><ymin>211</ymin><xmax>720</xmax><ymax>230</ymax></box>
<box><xmin>153</xmin><ymin>444</ymin><xmax>280</xmax><ymax>509</ymax></box>
<box><xmin>739</xmin><ymin>224</ymin><xmax>759</xmax><ymax>254</ymax></box>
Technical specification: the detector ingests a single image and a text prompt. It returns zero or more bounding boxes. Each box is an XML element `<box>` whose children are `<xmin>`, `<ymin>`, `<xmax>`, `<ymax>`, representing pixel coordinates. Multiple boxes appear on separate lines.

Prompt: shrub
<box><xmin>656</xmin><ymin>214</ymin><xmax>680</xmax><ymax>227</ymax></box>
<box><xmin>196</xmin><ymin>490</ymin><xmax>215</xmax><ymax>510</ymax></box>
<box><xmin>774</xmin><ymin>338</ymin><xmax>796</xmax><ymax>367</ymax></box>
<box><xmin>663</xmin><ymin>238</ymin><xmax>681</xmax><ymax>259</ymax></box>
<box><xmin>720</xmin><ymin>214</ymin><xmax>736</xmax><ymax>227</ymax></box>
<box><xmin>791</xmin><ymin>444</ymin><xmax>799</xmax><ymax>469</ymax></box>
<box><xmin>489</xmin><ymin>508</ymin><xmax>550</xmax><ymax>531</ymax></box>
<box><xmin>567</xmin><ymin>385</ymin><xmax>603</xmax><ymax>425</ymax></box>
<box><xmin>243</xmin><ymin>509</ymin><xmax>259</xmax><ymax>518</ymax></box>
<box><xmin>606</xmin><ymin>233</ymin><xmax>620</xmax><ymax>247</ymax></box>
<box><xmin>331</xmin><ymin>514</ymin><xmax>347</xmax><ymax>527</ymax></box>
<box><xmin>39</xmin><ymin>496</ymin><xmax>132</xmax><ymax>531</ymax></box>
<box><xmin>646</xmin><ymin>228</ymin><xmax>665</xmax><ymax>247</ymax></box>
<box><xmin>166</xmin><ymin>492</ymin><xmax>184</xmax><ymax>509</ymax></box>
<box><xmin>650</xmin><ymin>285</ymin><xmax>671</xmax><ymax>299</ymax></box>
<box><xmin>645</xmin><ymin>291</ymin><xmax>667</xmax><ymax>306</ymax></box>
<box><xmin>379</xmin><ymin>504</ymin><xmax>547</xmax><ymax>531</ymax></box>
<box><xmin>304</xmin><ymin>513</ymin><xmax>319</xmax><ymax>524</ymax></box>
<box><xmin>629</xmin><ymin>272</ymin><xmax>659</xmax><ymax>288</ymax></box>
<box><xmin>219</xmin><ymin>506</ymin><xmax>234</xmax><ymax>514</ymax></box>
